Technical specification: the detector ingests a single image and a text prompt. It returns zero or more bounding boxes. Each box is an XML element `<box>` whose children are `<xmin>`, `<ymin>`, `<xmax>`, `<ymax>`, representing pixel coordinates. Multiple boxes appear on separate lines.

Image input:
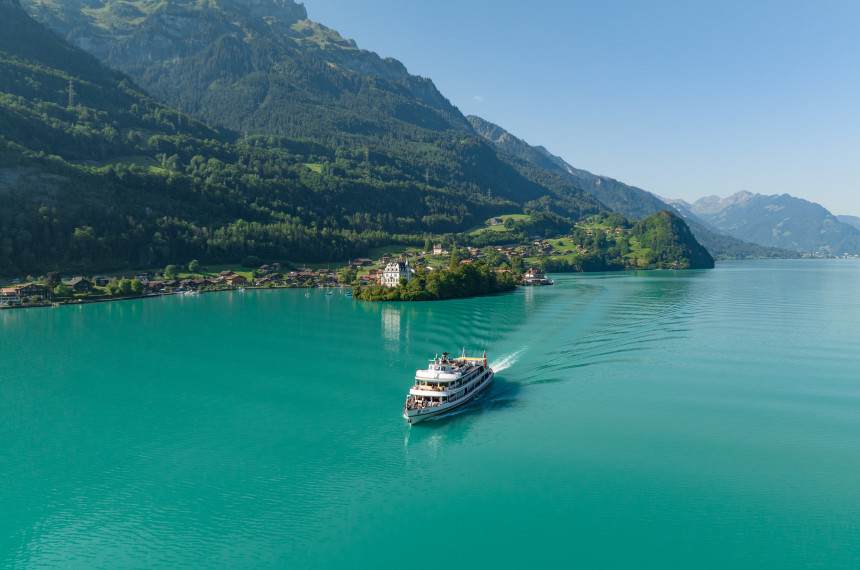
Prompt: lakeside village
<box><xmin>0</xmin><ymin>242</ymin><xmax>556</xmax><ymax>310</ymax></box>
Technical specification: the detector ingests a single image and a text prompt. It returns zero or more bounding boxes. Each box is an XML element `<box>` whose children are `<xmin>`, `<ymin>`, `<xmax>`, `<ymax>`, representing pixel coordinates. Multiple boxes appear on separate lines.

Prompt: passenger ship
<box><xmin>403</xmin><ymin>350</ymin><xmax>494</xmax><ymax>424</ymax></box>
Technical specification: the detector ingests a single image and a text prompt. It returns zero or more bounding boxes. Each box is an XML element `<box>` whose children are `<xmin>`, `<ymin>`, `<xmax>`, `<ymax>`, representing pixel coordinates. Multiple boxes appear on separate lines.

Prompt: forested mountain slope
<box><xmin>1</xmin><ymin>1</ymin><xmax>606</xmax><ymax>275</ymax></box>
<box><xmin>19</xmin><ymin>0</ymin><xmax>608</xmax><ymax>221</ymax></box>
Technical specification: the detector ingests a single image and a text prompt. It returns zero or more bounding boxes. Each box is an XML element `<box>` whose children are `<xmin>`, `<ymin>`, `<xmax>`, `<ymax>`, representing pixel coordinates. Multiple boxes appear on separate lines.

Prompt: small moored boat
<box><xmin>403</xmin><ymin>349</ymin><xmax>493</xmax><ymax>424</ymax></box>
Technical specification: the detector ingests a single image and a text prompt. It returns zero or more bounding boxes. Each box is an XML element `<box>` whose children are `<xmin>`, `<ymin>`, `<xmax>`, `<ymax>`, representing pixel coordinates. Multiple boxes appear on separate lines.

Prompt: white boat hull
<box><xmin>404</xmin><ymin>369</ymin><xmax>494</xmax><ymax>424</ymax></box>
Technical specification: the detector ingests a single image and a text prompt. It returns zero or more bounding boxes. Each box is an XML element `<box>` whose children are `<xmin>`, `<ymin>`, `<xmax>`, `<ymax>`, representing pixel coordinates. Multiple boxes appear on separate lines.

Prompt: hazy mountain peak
<box><xmin>689</xmin><ymin>190</ymin><xmax>860</xmax><ymax>253</ymax></box>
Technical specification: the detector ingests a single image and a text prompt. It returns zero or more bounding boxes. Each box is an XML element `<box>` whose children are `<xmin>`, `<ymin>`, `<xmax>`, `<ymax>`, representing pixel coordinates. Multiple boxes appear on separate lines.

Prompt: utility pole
<box><xmin>67</xmin><ymin>77</ymin><xmax>75</xmax><ymax>109</ymax></box>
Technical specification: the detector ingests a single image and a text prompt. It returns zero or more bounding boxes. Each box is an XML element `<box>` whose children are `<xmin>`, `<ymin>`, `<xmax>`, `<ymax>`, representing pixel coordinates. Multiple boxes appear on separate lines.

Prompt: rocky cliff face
<box><xmin>19</xmin><ymin>0</ymin><xmax>466</xmax><ymax>133</ymax></box>
<box><xmin>242</xmin><ymin>0</ymin><xmax>307</xmax><ymax>22</ymax></box>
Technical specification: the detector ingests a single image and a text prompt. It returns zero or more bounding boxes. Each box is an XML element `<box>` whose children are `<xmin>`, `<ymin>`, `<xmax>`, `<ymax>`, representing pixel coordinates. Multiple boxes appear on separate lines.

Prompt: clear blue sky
<box><xmin>303</xmin><ymin>0</ymin><xmax>860</xmax><ymax>216</ymax></box>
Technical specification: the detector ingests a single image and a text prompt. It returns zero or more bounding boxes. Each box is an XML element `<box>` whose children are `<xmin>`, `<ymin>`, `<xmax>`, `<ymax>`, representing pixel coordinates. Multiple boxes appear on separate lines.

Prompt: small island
<box><xmin>354</xmin><ymin>258</ymin><xmax>517</xmax><ymax>302</ymax></box>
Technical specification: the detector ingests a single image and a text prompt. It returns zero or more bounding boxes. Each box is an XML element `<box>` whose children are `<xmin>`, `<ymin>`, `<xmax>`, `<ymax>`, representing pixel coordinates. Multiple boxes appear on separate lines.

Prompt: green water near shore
<box><xmin>2</xmin><ymin>259</ymin><xmax>859</xmax><ymax>568</ymax></box>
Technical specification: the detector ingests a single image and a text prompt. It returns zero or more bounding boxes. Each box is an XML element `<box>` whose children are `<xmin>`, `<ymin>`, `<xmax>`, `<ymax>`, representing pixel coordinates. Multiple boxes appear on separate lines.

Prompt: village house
<box><xmin>256</xmin><ymin>273</ymin><xmax>283</xmax><ymax>286</ymax></box>
<box><xmin>381</xmin><ymin>259</ymin><xmax>412</xmax><ymax>287</ymax></box>
<box><xmin>4</xmin><ymin>283</ymin><xmax>52</xmax><ymax>301</ymax></box>
<box><xmin>67</xmin><ymin>277</ymin><xmax>93</xmax><ymax>293</ymax></box>
<box><xmin>226</xmin><ymin>274</ymin><xmax>247</xmax><ymax>287</ymax></box>
<box><xmin>0</xmin><ymin>287</ymin><xmax>20</xmax><ymax>304</ymax></box>
<box><xmin>433</xmin><ymin>244</ymin><xmax>444</xmax><ymax>255</ymax></box>
<box><xmin>523</xmin><ymin>267</ymin><xmax>553</xmax><ymax>285</ymax></box>
<box><xmin>145</xmin><ymin>281</ymin><xmax>167</xmax><ymax>293</ymax></box>
<box><xmin>133</xmin><ymin>272</ymin><xmax>151</xmax><ymax>282</ymax></box>
<box><xmin>489</xmin><ymin>217</ymin><xmax>504</xmax><ymax>226</ymax></box>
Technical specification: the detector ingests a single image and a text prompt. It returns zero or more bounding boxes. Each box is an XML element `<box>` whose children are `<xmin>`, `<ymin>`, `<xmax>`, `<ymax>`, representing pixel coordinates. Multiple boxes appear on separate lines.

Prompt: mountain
<box><xmin>0</xmin><ymin>1</ymin><xmax>604</xmax><ymax>275</ymax></box>
<box><xmin>22</xmin><ymin>0</ymin><xmax>469</xmax><ymax>144</ymax></box>
<box><xmin>19</xmin><ymin>0</ymin><xmax>608</xmax><ymax>220</ymax></box>
<box><xmin>467</xmin><ymin>115</ymin><xmax>667</xmax><ymax>221</ymax></box>
<box><xmin>2</xmin><ymin>0</ymin><xmax>714</xmax><ymax>277</ymax></box>
<box><xmin>467</xmin><ymin>115</ymin><xmax>797</xmax><ymax>260</ymax></box>
<box><xmin>688</xmin><ymin>191</ymin><xmax>860</xmax><ymax>254</ymax></box>
<box><xmin>836</xmin><ymin>215</ymin><xmax>860</xmax><ymax>231</ymax></box>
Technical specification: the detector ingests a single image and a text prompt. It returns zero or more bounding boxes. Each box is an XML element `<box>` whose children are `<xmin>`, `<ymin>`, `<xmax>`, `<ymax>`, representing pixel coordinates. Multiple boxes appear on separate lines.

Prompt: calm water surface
<box><xmin>2</xmin><ymin>259</ymin><xmax>859</xmax><ymax>568</ymax></box>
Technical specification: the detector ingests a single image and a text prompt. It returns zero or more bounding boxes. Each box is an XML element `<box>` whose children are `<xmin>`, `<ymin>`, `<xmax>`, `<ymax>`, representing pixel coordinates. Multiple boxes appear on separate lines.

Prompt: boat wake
<box><xmin>490</xmin><ymin>349</ymin><xmax>523</xmax><ymax>373</ymax></box>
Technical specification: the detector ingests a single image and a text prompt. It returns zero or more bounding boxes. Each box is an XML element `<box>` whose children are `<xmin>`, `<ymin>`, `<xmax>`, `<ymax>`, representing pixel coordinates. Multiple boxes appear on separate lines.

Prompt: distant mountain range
<box><xmin>836</xmin><ymin>215</ymin><xmax>860</xmax><ymax>231</ymax></box>
<box><xmin>676</xmin><ymin>192</ymin><xmax>860</xmax><ymax>255</ymax></box>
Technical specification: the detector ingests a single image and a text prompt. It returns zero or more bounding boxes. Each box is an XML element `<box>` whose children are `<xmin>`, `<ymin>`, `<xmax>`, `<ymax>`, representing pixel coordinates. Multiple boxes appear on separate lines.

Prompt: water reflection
<box><xmin>380</xmin><ymin>304</ymin><xmax>401</xmax><ymax>348</ymax></box>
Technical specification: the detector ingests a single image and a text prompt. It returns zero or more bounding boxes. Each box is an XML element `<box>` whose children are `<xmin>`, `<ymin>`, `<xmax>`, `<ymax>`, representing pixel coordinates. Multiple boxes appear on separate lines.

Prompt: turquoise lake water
<box><xmin>2</xmin><ymin>259</ymin><xmax>859</xmax><ymax>568</ymax></box>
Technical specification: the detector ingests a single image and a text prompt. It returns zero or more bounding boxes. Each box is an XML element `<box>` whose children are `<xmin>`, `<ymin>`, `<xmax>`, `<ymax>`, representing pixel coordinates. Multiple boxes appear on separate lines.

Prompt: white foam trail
<box><xmin>491</xmin><ymin>349</ymin><xmax>524</xmax><ymax>373</ymax></box>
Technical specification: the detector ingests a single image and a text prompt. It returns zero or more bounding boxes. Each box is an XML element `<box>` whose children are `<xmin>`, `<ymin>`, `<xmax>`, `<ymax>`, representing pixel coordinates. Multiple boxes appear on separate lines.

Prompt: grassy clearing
<box><xmin>468</xmin><ymin>213</ymin><xmax>530</xmax><ymax>235</ymax></box>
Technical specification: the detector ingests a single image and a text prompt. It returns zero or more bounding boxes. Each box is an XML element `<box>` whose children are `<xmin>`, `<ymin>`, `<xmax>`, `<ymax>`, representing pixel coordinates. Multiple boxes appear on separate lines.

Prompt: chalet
<box><xmin>489</xmin><ymin>217</ymin><xmax>504</xmax><ymax>226</ymax></box>
<box><xmin>381</xmin><ymin>259</ymin><xmax>412</xmax><ymax>287</ymax></box>
<box><xmin>353</xmin><ymin>258</ymin><xmax>372</xmax><ymax>267</ymax></box>
<box><xmin>94</xmin><ymin>275</ymin><xmax>112</xmax><ymax>287</ymax></box>
<box><xmin>17</xmin><ymin>283</ymin><xmax>50</xmax><ymax>300</ymax></box>
<box><xmin>381</xmin><ymin>253</ymin><xmax>392</xmax><ymax>263</ymax></box>
<box><xmin>226</xmin><ymin>275</ymin><xmax>247</xmax><ymax>287</ymax></box>
<box><xmin>67</xmin><ymin>277</ymin><xmax>93</xmax><ymax>293</ymax></box>
<box><xmin>179</xmin><ymin>279</ymin><xmax>199</xmax><ymax>291</ymax></box>
<box><xmin>133</xmin><ymin>272</ymin><xmax>152</xmax><ymax>282</ymax></box>
<box><xmin>145</xmin><ymin>281</ymin><xmax>167</xmax><ymax>293</ymax></box>
<box><xmin>256</xmin><ymin>273</ymin><xmax>283</xmax><ymax>286</ymax></box>
<box><xmin>219</xmin><ymin>270</ymin><xmax>234</xmax><ymax>277</ymax></box>
<box><xmin>523</xmin><ymin>267</ymin><xmax>553</xmax><ymax>286</ymax></box>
